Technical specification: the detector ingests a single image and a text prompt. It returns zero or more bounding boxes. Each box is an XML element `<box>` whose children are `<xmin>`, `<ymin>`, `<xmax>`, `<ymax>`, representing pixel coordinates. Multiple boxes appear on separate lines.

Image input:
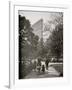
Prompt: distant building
<box><xmin>32</xmin><ymin>19</ymin><xmax>43</xmax><ymax>40</ymax></box>
<box><xmin>32</xmin><ymin>19</ymin><xmax>50</xmax><ymax>42</ymax></box>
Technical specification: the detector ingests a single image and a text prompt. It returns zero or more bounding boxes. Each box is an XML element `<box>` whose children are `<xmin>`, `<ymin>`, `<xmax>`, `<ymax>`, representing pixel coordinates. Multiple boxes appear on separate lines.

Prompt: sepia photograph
<box><xmin>19</xmin><ymin>10</ymin><xmax>63</xmax><ymax>79</ymax></box>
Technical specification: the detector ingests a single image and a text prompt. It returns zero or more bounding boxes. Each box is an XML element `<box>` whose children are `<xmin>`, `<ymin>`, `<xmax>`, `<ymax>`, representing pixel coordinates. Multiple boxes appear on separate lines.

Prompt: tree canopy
<box><xmin>19</xmin><ymin>15</ymin><xmax>39</xmax><ymax>60</ymax></box>
<box><xmin>45</xmin><ymin>23</ymin><xmax>63</xmax><ymax>60</ymax></box>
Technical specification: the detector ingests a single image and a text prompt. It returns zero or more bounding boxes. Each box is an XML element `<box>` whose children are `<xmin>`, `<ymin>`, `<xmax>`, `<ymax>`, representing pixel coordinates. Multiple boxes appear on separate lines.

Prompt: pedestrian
<box><xmin>33</xmin><ymin>60</ymin><xmax>37</xmax><ymax>71</ymax></box>
<box><xmin>42</xmin><ymin>65</ymin><xmax>45</xmax><ymax>73</ymax></box>
<box><xmin>45</xmin><ymin>57</ymin><xmax>50</xmax><ymax>70</ymax></box>
<box><xmin>37</xmin><ymin>57</ymin><xmax>42</xmax><ymax>72</ymax></box>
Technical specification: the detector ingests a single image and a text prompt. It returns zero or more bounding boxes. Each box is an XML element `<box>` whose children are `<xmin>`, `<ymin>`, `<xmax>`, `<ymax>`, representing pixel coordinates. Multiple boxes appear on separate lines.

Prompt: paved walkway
<box><xmin>48</xmin><ymin>66</ymin><xmax>60</xmax><ymax>76</ymax></box>
<box><xmin>24</xmin><ymin>66</ymin><xmax>60</xmax><ymax>79</ymax></box>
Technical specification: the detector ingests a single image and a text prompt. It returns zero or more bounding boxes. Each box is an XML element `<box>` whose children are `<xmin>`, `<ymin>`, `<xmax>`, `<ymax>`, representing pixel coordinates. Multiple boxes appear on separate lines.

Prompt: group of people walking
<box><xmin>33</xmin><ymin>57</ymin><xmax>50</xmax><ymax>73</ymax></box>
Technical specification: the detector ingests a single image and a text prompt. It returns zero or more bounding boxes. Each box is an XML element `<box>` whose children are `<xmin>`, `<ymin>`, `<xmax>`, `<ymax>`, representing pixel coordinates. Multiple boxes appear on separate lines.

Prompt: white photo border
<box><xmin>9</xmin><ymin>1</ymin><xmax>71</xmax><ymax>88</ymax></box>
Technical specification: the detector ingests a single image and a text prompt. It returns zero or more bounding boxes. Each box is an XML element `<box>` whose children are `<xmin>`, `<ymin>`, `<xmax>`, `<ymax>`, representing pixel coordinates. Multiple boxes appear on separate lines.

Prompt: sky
<box><xmin>18</xmin><ymin>10</ymin><xmax>62</xmax><ymax>25</ymax></box>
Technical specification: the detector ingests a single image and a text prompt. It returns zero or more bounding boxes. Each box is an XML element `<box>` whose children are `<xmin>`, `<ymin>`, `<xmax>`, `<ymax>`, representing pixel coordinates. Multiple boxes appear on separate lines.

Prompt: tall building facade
<box><xmin>32</xmin><ymin>19</ymin><xmax>50</xmax><ymax>42</ymax></box>
<box><xmin>32</xmin><ymin>19</ymin><xmax>43</xmax><ymax>40</ymax></box>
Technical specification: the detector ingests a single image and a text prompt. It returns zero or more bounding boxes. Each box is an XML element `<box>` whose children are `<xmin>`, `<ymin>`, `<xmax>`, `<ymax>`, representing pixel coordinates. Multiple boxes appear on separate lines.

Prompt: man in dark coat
<box><xmin>45</xmin><ymin>57</ymin><xmax>50</xmax><ymax>70</ymax></box>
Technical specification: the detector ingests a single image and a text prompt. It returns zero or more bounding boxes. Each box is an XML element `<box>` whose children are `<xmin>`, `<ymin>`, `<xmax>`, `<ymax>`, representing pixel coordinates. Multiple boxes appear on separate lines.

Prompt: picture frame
<box><xmin>9</xmin><ymin>1</ymin><xmax>71</xmax><ymax>88</ymax></box>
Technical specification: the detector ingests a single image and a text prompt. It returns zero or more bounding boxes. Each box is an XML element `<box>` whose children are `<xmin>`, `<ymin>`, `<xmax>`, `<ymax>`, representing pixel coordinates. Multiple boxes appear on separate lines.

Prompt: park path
<box><xmin>24</xmin><ymin>66</ymin><xmax>60</xmax><ymax>79</ymax></box>
<box><xmin>48</xmin><ymin>66</ymin><xmax>60</xmax><ymax>76</ymax></box>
